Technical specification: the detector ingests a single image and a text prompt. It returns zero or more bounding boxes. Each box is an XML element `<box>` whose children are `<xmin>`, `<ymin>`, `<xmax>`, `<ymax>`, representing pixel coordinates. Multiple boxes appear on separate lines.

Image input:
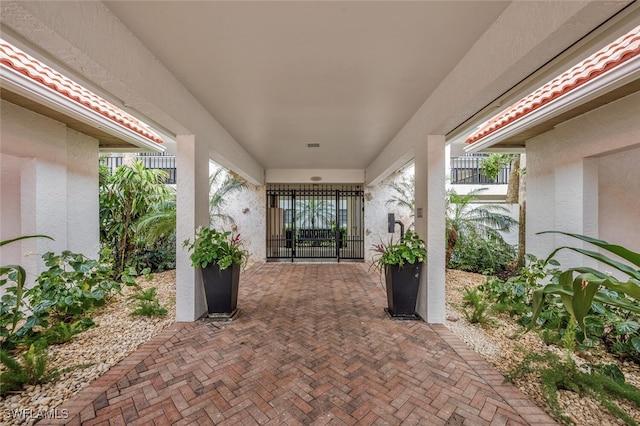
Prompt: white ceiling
<box><xmin>104</xmin><ymin>1</ymin><xmax>510</xmax><ymax>170</ymax></box>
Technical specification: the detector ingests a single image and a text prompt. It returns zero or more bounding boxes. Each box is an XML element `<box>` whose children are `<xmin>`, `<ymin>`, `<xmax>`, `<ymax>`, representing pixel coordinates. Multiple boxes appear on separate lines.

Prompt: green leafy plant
<box><xmin>0</xmin><ymin>341</ymin><xmax>60</xmax><ymax>395</ymax></box>
<box><xmin>480</xmin><ymin>254</ymin><xmax>562</xmax><ymax>319</ymax></box>
<box><xmin>27</xmin><ymin>251</ymin><xmax>121</xmax><ymax>322</ymax></box>
<box><xmin>130</xmin><ymin>301</ymin><xmax>168</xmax><ymax>318</ymax></box>
<box><xmin>461</xmin><ymin>287</ymin><xmax>494</xmax><ymax>325</ymax></box>
<box><xmin>40</xmin><ymin>318</ymin><xmax>95</xmax><ymax>345</ymax></box>
<box><xmin>130</xmin><ymin>287</ymin><xmax>158</xmax><ymax>301</ymax></box>
<box><xmin>371</xmin><ymin>230</ymin><xmax>427</xmax><ymax>271</ymax></box>
<box><xmin>128</xmin><ymin>235</ymin><xmax>177</xmax><ymax>273</ymax></box>
<box><xmin>446</xmin><ymin>188</ymin><xmax>517</xmax><ymax>269</ymax></box>
<box><xmin>133</xmin><ymin>193</ymin><xmax>177</xmax><ymax>273</ymax></box>
<box><xmin>591</xmin><ymin>299</ymin><xmax>640</xmax><ymax>361</ymax></box>
<box><xmin>448</xmin><ymin>231</ymin><xmax>516</xmax><ymax>275</ymax></box>
<box><xmin>129</xmin><ymin>288</ymin><xmax>168</xmax><ymax>317</ymax></box>
<box><xmin>507</xmin><ymin>323</ymin><xmax>640</xmax><ymax>425</ymax></box>
<box><xmin>100</xmin><ymin>160</ymin><xmax>170</xmax><ymax>278</ymax></box>
<box><xmin>1</xmin><ymin>235</ymin><xmax>54</xmax><ymax>347</ymax></box>
<box><xmin>506</xmin><ymin>349</ymin><xmax>640</xmax><ymax>425</ymax></box>
<box><xmin>528</xmin><ymin>232</ymin><xmax>640</xmax><ymax>343</ymax></box>
<box><xmin>183</xmin><ymin>227</ymin><xmax>248</xmax><ymax>270</ymax></box>
<box><xmin>480</xmin><ymin>153</ymin><xmax>514</xmax><ymax>181</ymax></box>
<box><xmin>0</xmin><ymin>340</ymin><xmax>90</xmax><ymax>396</ymax></box>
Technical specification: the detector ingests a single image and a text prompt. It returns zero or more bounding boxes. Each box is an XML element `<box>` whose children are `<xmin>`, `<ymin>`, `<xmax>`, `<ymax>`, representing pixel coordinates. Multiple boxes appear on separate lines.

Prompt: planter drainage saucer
<box><xmin>204</xmin><ymin>309</ymin><xmax>239</xmax><ymax>322</ymax></box>
<box><xmin>384</xmin><ymin>308</ymin><xmax>420</xmax><ymax>321</ymax></box>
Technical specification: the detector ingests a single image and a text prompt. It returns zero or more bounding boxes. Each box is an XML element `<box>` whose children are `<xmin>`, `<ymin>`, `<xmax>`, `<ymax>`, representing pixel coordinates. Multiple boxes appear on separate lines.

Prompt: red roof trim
<box><xmin>466</xmin><ymin>25</ymin><xmax>640</xmax><ymax>145</ymax></box>
<box><xmin>0</xmin><ymin>39</ymin><xmax>163</xmax><ymax>145</ymax></box>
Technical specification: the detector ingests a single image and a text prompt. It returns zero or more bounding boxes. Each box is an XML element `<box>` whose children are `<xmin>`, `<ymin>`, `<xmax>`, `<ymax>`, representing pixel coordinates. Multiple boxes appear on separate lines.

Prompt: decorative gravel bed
<box><xmin>2</xmin><ymin>268</ymin><xmax>639</xmax><ymax>425</ymax></box>
<box><xmin>445</xmin><ymin>269</ymin><xmax>640</xmax><ymax>426</ymax></box>
<box><xmin>0</xmin><ymin>271</ymin><xmax>176</xmax><ymax>426</ymax></box>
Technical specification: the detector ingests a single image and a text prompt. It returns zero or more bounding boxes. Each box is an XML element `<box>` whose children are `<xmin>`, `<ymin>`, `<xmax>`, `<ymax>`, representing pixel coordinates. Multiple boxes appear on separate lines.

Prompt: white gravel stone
<box><xmin>2</xmin><ymin>268</ymin><xmax>638</xmax><ymax>426</ymax></box>
<box><xmin>0</xmin><ymin>270</ymin><xmax>175</xmax><ymax>426</ymax></box>
<box><xmin>444</xmin><ymin>269</ymin><xmax>640</xmax><ymax>426</ymax></box>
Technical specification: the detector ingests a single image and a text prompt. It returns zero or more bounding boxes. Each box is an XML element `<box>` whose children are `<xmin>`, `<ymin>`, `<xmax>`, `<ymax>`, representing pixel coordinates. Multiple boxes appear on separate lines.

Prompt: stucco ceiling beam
<box><xmin>0</xmin><ymin>0</ymin><xmax>264</xmax><ymax>185</ymax></box>
<box><xmin>365</xmin><ymin>0</ymin><xmax>632</xmax><ymax>186</ymax></box>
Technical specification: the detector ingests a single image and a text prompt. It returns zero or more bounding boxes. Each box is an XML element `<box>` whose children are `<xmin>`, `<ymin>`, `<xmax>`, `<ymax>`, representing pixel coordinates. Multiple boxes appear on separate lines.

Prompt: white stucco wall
<box><xmin>598</xmin><ymin>146</ymin><xmax>640</xmax><ymax>254</ymax></box>
<box><xmin>0</xmin><ymin>100</ymin><xmax>99</xmax><ymax>287</ymax></box>
<box><xmin>364</xmin><ymin>169</ymin><xmax>414</xmax><ymax>263</ymax></box>
<box><xmin>526</xmin><ymin>90</ymin><xmax>640</xmax><ymax>268</ymax></box>
<box><xmin>218</xmin><ymin>184</ymin><xmax>266</xmax><ymax>269</ymax></box>
<box><xmin>209</xmin><ymin>164</ymin><xmax>411</xmax><ymax>265</ymax></box>
<box><xmin>1</xmin><ymin>1</ymin><xmax>264</xmax><ymax>185</ymax></box>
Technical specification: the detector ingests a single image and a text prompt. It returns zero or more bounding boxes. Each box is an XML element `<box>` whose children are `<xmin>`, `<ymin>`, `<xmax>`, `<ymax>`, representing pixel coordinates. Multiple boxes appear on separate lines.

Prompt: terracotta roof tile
<box><xmin>0</xmin><ymin>39</ymin><xmax>163</xmax><ymax>145</ymax></box>
<box><xmin>466</xmin><ymin>25</ymin><xmax>640</xmax><ymax>144</ymax></box>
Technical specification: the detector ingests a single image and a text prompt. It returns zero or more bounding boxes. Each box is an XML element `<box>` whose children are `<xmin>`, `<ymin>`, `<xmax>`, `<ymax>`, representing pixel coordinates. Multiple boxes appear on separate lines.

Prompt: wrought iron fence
<box><xmin>101</xmin><ymin>154</ymin><xmax>176</xmax><ymax>184</ymax></box>
<box><xmin>266</xmin><ymin>184</ymin><xmax>365</xmax><ymax>261</ymax></box>
<box><xmin>450</xmin><ymin>154</ymin><xmax>511</xmax><ymax>185</ymax></box>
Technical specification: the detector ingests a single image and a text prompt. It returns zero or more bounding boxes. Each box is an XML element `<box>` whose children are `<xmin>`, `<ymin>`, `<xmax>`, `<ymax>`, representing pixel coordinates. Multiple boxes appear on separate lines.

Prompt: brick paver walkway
<box><xmin>41</xmin><ymin>263</ymin><xmax>556</xmax><ymax>425</ymax></box>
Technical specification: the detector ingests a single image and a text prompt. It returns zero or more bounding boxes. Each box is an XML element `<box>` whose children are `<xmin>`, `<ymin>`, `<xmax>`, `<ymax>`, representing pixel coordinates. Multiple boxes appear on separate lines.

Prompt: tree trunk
<box><xmin>517</xmin><ymin>155</ymin><xmax>526</xmax><ymax>268</ymax></box>
<box><xmin>446</xmin><ymin>227</ymin><xmax>458</xmax><ymax>267</ymax></box>
<box><xmin>517</xmin><ymin>199</ymin><xmax>526</xmax><ymax>268</ymax></box>
<box><xmin>505</xmin><ymin>155</ymin><xmax>520</xmax><ymax>204</ymax></box>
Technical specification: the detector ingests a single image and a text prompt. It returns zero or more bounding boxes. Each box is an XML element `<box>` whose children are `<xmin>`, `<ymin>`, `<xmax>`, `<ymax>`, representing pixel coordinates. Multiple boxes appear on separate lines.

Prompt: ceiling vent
<box><xmin>307</xmin><ymin>143</ymin><xmax>320</xmax><ymax>148</ymax></box>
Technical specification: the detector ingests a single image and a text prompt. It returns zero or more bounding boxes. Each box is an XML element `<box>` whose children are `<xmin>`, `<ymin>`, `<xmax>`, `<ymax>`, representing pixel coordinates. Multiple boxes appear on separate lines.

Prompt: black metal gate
<box><xmin>266</xmin><ymin>184</ymin><xmax>364</xmax><ymax>261</ymax></box>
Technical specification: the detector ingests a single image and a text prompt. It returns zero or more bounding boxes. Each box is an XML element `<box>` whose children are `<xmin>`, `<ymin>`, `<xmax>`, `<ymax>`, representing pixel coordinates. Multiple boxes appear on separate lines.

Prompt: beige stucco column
<box><xmin>414</xmin><ymin>135</ymin><xmax>446</xmax><ymax>323</ymax></box>
<box><xmin>176</xmin><ymin>135</ymin><xmax>210</xmax><ymax>321</ymax></box>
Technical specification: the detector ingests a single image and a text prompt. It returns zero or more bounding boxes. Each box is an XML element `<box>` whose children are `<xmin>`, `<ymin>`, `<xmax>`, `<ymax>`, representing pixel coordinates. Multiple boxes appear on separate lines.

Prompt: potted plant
<box><xmin>183</xmin><ymin>227</ymin><xmax>248</xmax><ymax>317</ymax></box>
<box><xmin>372</xmin><ymin>230</ymin><xmax>427</xmax><ymax>318</ymax></box>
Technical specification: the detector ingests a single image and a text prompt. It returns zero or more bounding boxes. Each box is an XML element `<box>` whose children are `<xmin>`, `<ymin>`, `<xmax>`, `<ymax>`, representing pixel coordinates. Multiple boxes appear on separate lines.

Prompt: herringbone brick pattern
<box><xmin>40</xmin><ymin>263</ymin><xmax>556</xmax><ymax>425</ymax></box>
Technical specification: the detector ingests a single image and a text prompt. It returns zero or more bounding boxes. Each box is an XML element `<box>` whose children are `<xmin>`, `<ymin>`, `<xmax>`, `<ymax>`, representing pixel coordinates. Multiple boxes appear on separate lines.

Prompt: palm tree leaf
<box><xmin>0</xmin><ymin>235</ymin><xmax>53</xmax><ymax>247</ymax></box>
<box><xmin>545</xmin><ymin>246</ymin><xmax>640</xmax><ymax>280</ymax></box>
<box><xmin>539</xmin><ymin>231</ymin><xmax>640</xmax><ymax>269</ymax></box>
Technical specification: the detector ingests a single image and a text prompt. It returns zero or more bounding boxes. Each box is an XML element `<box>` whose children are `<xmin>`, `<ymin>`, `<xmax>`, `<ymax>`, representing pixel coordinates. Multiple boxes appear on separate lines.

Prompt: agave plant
<box><xmin>529</xmin><ymin>231</ymin><xmax>640</xmax><ymax>342</ymax></box>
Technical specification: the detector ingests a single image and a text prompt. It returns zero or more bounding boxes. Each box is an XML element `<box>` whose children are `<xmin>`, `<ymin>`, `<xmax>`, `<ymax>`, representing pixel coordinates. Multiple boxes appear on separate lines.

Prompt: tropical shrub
<box><xmin>128</xmin><ymin>236</ymin><xmax>177</xmax><ymax>273</ymax></box>
<box><xmin>99</xmin><ymin>160</ymin><xmax>170</xmax><ymax>277</ymax></box>
<box><xmin>507</xmin><ymin>325</ymin><xmax>640</xmax><ymax>426</ymax></box>
<box><xmin>479</xmin><ymin>254</ymin><xmax>561</xmax><ymax>319</ymax></box>
<box><xmin>446</xmin><ymin>188</ymin><xmax>518</xmax><ymax>273</ymax></box>
<box><xmin>129</xmin><ymin>287</ymin><xmax>168</xmax><ymax>317</ymax></box>
<box><xmin>528</xmin><ymin>232</ymin><xmax>640</xmax><ymax>356</ymax></box>
<box><xmin>480</xmin><ymin>153</ymin><xmax>513</xmax><ymax>182</ymax></box>
<box><xmin>448</xmin><ymin>231</ymin><xmax>515</xmax><ymax>275</ymax></box>
<box><xmin>26</xmin><ymin>251</ymin><xmax>121</xmax><ymax>323</ymax></box>
<box><xmin>0</xmin><ymin>235</ymin><xmax>53</xmax><ymax>347</ymax></box>
<box><xmin>0</xmin><ymin>340</ymin><xmax>89</xmax><ymax>396</ymax></box>
<box><xmin>0</xmin><ymin>341</ymin><xmax>60</xmax><ymax>395</ymax></box>
<box><xmin>461</xmin><ymin>287</ymin><xmax>494</xmax><ymax>325</ymax></box>
<box><xmin>371</xmin><ymin>230</ymin><xmax>427</xmax><ymax>271</ymax></box>
<box><xmin>183</xmin><ymin>227</ymin><xmax>248</xmax><ymax>270</ymax></box>
<box><xmin>508</xmin><ymin>349</ymin><xmax>640</xmax><ymax>425</ymax></box>
<box><xmin>129</xmin><ymin>164</ymin><xmax>247</xmax><ymax>271</ymax></box>
<box><xmin>40</xmin><ymin>318</ymin><xmax>95</xmax><ymax>345</ymax></box>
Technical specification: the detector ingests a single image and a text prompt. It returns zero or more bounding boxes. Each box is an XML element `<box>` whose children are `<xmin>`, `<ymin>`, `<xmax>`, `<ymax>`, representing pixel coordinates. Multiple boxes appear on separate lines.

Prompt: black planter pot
<box><xmin>385</xmin><ymin>263</ymin><xmax>422</xmax><ymax>317</ymax></box>
<box><xmin>201</xmin><ymin>263</ymin><xmax>240</xmax><ymax>315</ymax></box>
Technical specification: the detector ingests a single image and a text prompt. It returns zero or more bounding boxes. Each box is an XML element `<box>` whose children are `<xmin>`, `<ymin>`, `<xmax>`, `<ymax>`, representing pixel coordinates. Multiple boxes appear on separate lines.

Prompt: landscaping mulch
<box><xmin>445</xmin><ymin>269</ymin><xmax>640</xmax><ymax>426</ymax></box>
<box><xmin>0</xmin><ymin>271</ymin><xmax>175</xmax><ymax>426</ymax></box>
<box><xmin>2</xmin><ymin>268</ymin><xmax>639</xmax><ymax>425</ymax></box>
